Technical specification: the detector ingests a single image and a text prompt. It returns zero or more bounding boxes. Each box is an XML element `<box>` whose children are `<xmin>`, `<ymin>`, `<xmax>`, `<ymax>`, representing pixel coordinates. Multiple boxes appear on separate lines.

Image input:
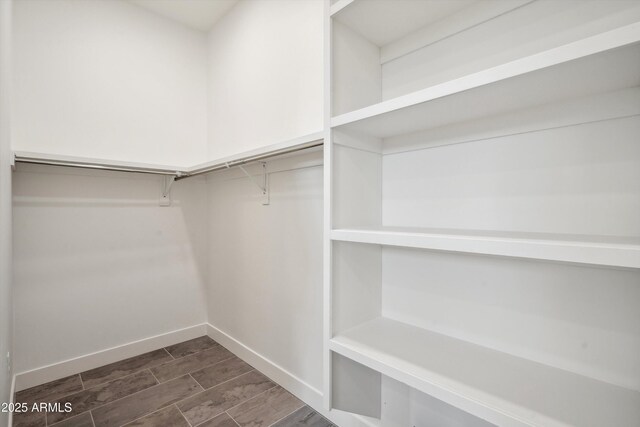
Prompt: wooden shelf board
<box><xmin>330</xmin><ymin>317</ymin><xmax>640</xmax><ymax>427</ymax></box>
<box><xmin>331</xmin><ymin>227</ymin><xmax>640</xmax><ymax>268</ymax></box>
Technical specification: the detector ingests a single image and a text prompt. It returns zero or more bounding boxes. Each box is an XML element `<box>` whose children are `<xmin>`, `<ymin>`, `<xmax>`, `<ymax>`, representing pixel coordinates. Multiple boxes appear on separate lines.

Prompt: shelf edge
<box><xmin>330</xmin><ymin>229</ymin><xmax>640</xmax><ymax>268</ymax></box>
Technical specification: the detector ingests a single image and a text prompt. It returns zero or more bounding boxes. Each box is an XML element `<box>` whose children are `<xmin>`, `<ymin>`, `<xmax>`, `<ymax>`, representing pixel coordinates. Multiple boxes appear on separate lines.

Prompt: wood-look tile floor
<box><xmin>13</xmin><ymin>336</ymin><xmax>335</xmax><ymax>427</ymax></box>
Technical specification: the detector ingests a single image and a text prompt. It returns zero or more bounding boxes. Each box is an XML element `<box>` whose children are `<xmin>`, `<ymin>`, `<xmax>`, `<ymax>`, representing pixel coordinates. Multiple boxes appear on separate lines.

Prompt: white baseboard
<box><xmin>14</xmin><ymin>323</ymin><xmax>207</xmax><ymax>392</ymax></box>
<box><xmin>205</xmin><ymin>323</ymin><xmax>378</xmax><ymax>427</ymax></box>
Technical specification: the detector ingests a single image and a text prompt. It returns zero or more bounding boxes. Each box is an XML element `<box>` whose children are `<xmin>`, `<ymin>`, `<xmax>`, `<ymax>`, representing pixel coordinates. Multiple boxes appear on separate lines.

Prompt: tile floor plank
<box><xmin>91</xmin><ymin>375</ymin><xmax>202</xmax><ymax>427</ymax></box>
<box><xmin>271</xmin><ymin>406</ymin><xmax>335</xmax><ymax>427</ymax></box>
<box><xmin>227</xmin><ymin>386</ymin><xmax>304</xmax><ymax>427</ymax></box>
<box><xmin>165</xmin><ymin>336</ymin><xmax>219</xmax><ymax>359</ymax></box>
<box><xmin>177</xmin><ymin>371</ymin><xmax>275</xmax><ymax>426</ymax></box>
<box><xmin>150</xmin><ymin>346</ymin><xmax>234</xmax><ymax>383</ymax></box>
<box><xmin>196</xmin><ymin>413</ymin><xmax>239</xmax><ymax>427</ymax></box>
<box><xmin>49</xmin><ymin>411</ymin><xmax>94</xmax><ymax>427</ymax></box>
<box><xmin>11</xmin><ymin>410</ymin><xmax>46</xmax><ymax>427</ymax></box>
<box><xmin>81</xmin><ymin>349</ymin><xmax>173</xmax><ymax>389</ymax></box>
<box><xmin>190</xmin><ymin>356</ymin><xmax>253</xmax><ymax>390</ymax></box>
<box><xmin>123</xmin><ymin>405</ymin><xmax>190</xmax><ymax>427</ymax></box>
<box><xmin>16</xmin><ymin>375</ymin><xmax>83</xmax><ymax>404</ymax></box>
<box><xmin>47</xmin><ymin>370</ymin><xmax>158</xmax><ymax>424</ymax></box>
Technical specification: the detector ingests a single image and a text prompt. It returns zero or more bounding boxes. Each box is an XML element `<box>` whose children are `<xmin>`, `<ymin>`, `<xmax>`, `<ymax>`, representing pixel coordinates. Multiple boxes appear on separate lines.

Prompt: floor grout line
<box><xmin>188</xmin><ymin>373</ymin><xmax>205</xmax><ymax>393</ymax></box>
<box><xmin>163</xmin><ymin>337</ymin><xmax>221</xmax><ymax>362</ymax></box>
<box><xmin>117</xmin><ymin>403</ymin><xmax>172</xmax><ymax>427</ymax></box>
<box><xmin>226</xmin><ymin>412</ymin><xmax>242</xmax><ymax>427</ymax></box>
<box><xmin>163</xmin><ymin>347</ymin><xmax>177</xmax><ymax>360</ymax></box>
<box><xmin>182</xmin><ymin>369</ymin><xmax>257</xmax><ymax>400</ymax></box>
<box><xmin>188</xmin><ymin>355</ymin><xmax>236</xmax><ymax>380</ymax></box>
<box><xmin>80</xmin><ymin>357</ymin><xmax>171</xmax><ymax>391</ymax></box>
<box><xmin>223</xmin><ymin>384</ymin><xmax>280</xmax><ymax>415</ymax></box>
<box><xmin>176</xmin><ymin>403</ymin><xmax>195</xmax><ymax>427</ymax></box>
<box><xmin>82</xmin><ymin>374</ymin><xmax>188</xmax><ymax>417</ymax></box>
<box><xmin>16</xmin><ymin>378</ymin><xmax>87</xmax><ymax>407</ymax></box>
<box><xmin>266</xmin><ymin>402</ymin><xmax>306</xmax><ymax>427</ymax></box>
<box><xmin>147</xmin><ymin>368</ymin><xmax>161</xmax><ymax>385</ymax></box>
<box><xmin>45</xmin><ymin>369</ymin><xmax>161</xmax><ymax>427</ymax></box>
<box><xmin>177</xmin><ymin>370</ymin><xmax>271</xmax><ymax>427</ymax></box>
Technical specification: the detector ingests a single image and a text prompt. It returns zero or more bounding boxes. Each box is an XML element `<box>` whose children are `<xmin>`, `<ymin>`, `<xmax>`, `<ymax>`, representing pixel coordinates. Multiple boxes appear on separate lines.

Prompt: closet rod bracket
<box><xmin>160</xmin><ymin>175</ymin><xmax>176</xmax><ymax>207</ymax></box>
<box><xmin>237</xmin><ymin>162</ymin><xmax>269</xmax><ymax>205</ymax></box>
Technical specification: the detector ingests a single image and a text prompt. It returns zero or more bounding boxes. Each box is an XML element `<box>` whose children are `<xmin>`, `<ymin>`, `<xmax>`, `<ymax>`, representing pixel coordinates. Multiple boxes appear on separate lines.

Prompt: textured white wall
<box><xmin>0</xmin><ymin>0</ymin><xmax>13</xmax><ymax>423</ymax></box>
<box><xmin>12</xmin><ymin>165</ymin><xmax>208</xmax><ymax>373</ymax></box>
<box><xmin>12</xmin><ymin>0</ymin><xmax>208</xmax><ymax>167</ymax></box>
<box><xmin>206</xmin><ymin>0</ymin><xmax>323</xmax><ymax>159</ymax></box>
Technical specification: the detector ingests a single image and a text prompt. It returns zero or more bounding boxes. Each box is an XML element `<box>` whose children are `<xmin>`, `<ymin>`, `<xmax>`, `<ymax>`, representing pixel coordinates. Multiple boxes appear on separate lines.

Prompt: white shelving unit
<box><xmin>324</xmin><ymin>1</ymin><xmax>640</xmax><ymax>426</ymax></box>
<box><xmin>330</xmin><ymin>317</ymin><xmax>640</xmax><ymax>427</ymax></box>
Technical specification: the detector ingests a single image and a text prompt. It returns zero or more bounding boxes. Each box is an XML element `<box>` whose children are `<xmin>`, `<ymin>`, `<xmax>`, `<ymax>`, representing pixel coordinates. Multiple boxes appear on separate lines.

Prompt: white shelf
<box><xmin>13</xmin><ymin>151</ymin><xmax>184</xmax><ymax>174</ymax></box>
<box><xmin>330</xmin><ymin>317</ymin><xmax>640</xmax><ymax>427</ymax></box>
<box><xmin>331</xmin><ymin>227</ymin><xmax>640</xmax><ymax>269</ymax></box>
<box><xmin>13</xmin><ymin>131</ymin><xmax>324</xmax><ymax>177</ymax></box>
<box><xmin>186</xmin><ymin>131</ymin><xmax>324</xmax><ymax>174</ymax></box>
<box><xmin>330</xmin><ymin>23</ymin><xmax>640</xmax><ymax>138</ymax></box>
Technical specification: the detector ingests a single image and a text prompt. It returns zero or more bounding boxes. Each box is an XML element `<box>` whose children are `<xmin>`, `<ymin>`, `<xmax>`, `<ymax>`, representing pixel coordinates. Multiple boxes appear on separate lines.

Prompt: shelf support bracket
<box><xmin>160</xmin><ymin>175</ymin><xmax>176</xmax><ymax>207</ymax></box>
<box><xmin>237</xmin><ymin>162</ymin><xmax>269</xmax><ymax>205</ymax></box>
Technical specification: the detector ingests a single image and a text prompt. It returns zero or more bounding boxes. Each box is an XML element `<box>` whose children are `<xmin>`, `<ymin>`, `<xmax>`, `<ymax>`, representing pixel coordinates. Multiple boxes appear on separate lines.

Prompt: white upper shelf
<box><xmin>12</xmin><ymin>151</ymin><xmax>183</xmax><ymax>175</ymax></box>
<box><xmin>330</xmin><ymin>23</ymin><xmax>640</xmax><ymax>139</ymax></box>
<box><xmin>331</xmin><ymin>227</ymin><xmax>640</xmax><ymax>269</ymax></box>
<box><xmin>13</xmin><ymin>132</ymin><xmax>324</xmax><ymax>177</ymax></box>
<box><xmin>330</xmin><ymin>317</ymin><xmax>640</xmax><ymax>427</ymax></box>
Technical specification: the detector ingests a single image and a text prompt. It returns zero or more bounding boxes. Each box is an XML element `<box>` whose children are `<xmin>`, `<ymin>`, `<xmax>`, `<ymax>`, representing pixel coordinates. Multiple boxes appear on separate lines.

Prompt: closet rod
<box><xmin>13</xmin><ymin>138</ymin><xmax>324</xmax><ymax>179</ymax></box>
<box><xmin>178</xmin><ymin>139</ymin><xmax>323</xmax><ymax>180</ymax></box>
<box><xmin>13</xmin><ymin>153</ymin><xmax>181</xmax><ymax>176</ymax></box>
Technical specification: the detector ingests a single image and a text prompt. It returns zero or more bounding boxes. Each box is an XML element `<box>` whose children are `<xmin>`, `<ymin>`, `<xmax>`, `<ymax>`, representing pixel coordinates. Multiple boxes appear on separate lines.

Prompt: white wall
<box><xmin>12</xmin><ymin>0</ymin><xmax>208</xmax><ymax>167</ymax></box>
<box><xmin>9</xmin><ymin>2</ymin><xmax>329</xmax><ymax>421</ymax></box>
<box><xmin>203</xmin><ymin>0</ymin><xmax>326</xmax><ymax>408</ymax></box>
<box><xmin>206</xmin><ymin>152</ymin><xmax>324</xmax><ymax>393</ymax></box>
<box><xmin>12</xmin><ymin>165</ymin><xmax>208</xmax><ymax>374</ymax></box>
<box><xmin>0</xmin><ymin>0</ymin><xmax>14</xmax><ymax>424</ymax></box>
<box><xmin>206</xmin><ymin>0</ymin><xmax>323</xmax><ymax>159</ymax></box>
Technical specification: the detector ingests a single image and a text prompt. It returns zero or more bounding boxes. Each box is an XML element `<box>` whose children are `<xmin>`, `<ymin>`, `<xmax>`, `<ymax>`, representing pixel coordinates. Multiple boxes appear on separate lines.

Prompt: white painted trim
<box><xmin>205</xmin><ymin>323</ymin><xmax>378</xmax><ymax>427</ymax></box>
<box><xmin>14</xmin><ymin>324</ymin><xmax>207</xmax><ymax>392</ymax></box>
<box><xmin>7</xmin><ymin>374</ymin><xmax>15</xmax><ymax>427</ymax></box>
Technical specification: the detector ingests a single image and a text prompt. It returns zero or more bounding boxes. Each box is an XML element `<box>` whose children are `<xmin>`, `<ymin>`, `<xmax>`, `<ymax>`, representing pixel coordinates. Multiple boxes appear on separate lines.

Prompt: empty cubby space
<box><xmin>330</xmin><ymin>241</ymin><xmax>640</xmax><ymax>426</ymax></box>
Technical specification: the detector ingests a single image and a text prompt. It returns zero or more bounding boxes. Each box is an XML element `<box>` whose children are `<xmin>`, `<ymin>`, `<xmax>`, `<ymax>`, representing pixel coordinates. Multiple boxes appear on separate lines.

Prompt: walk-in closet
<box><xmin>0</xmin><ymin>1</ymin><xmax>638</xmax><ymax>426</ymax></box>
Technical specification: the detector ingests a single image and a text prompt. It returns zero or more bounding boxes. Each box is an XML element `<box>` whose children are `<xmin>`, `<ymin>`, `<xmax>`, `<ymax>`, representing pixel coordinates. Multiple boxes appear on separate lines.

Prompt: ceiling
<box><xmin>129</xmin><ymin>0</ymin><xmax>239</xmax><ymax>32</ymax></box>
